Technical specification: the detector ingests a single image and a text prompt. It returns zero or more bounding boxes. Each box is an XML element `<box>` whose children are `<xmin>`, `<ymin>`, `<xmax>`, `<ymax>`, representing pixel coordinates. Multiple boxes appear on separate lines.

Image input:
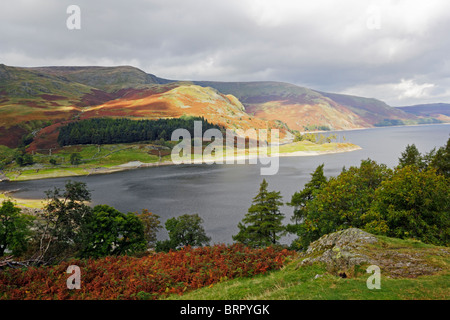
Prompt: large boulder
<box><xmin>299</xmin><ymin>228</ymin><xmax>378</xmax><ymax>273</ymax></box>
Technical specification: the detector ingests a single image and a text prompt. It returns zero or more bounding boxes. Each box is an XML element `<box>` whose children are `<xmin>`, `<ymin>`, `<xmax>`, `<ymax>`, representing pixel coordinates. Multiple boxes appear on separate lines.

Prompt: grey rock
<box><xmin>299</xmin><ymin>228</ymin><xmax>378</xmax><ymax>272</ymax></box>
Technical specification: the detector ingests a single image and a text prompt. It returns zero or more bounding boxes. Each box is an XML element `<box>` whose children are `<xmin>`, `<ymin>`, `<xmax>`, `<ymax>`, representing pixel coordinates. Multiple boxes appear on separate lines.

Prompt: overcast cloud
<box><xmin>1</xmin><ymin>0</ymin><xmax>450</xmax><ymax>106</ymax></box>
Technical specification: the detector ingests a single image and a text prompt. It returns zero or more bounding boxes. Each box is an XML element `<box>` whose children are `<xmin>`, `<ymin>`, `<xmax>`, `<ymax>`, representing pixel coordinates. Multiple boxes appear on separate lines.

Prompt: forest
<box><xmin>57</xmin><ymin>116</ymin><xmax>223</xmax><ymax>146</ymax></box>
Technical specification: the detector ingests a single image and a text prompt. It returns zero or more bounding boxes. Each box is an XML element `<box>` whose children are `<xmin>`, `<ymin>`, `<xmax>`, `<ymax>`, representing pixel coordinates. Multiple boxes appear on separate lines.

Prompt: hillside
<box><xmin>319</xmin><ymin>91</ymin><xmax>417</xmax><ymax>125</ymax></box>
<box><xmin>0</xmin><ymin>244</ymin><xmax>295</xmax><ymax>300</ymax></box>
<box><xmin>1</xmin><ymin>228</ymin><xmax>447</xmax><ymax>300</ymax></box>
<box><xmin>29</xmin><ymin>65</ymin><xmax>173</xmax><ymax>92</ymax></box>
<box><xmin>26</xmin><ymin>84</ymin><xmax>289</xmax><ymax>152</ymax></box>
<box><xmin>194</xmin><ymin>80</ymin><xmax>419</xmax><ymax>131</ymax></box>
<box><xmin>0</xmin><ymin>65</ymin><xmax>290</xmax><ymax>149</ymax></box>
<box><xmin>0</xmin><ymin>64</ymin><xmax>93</xmax><ymax>147</ymax></box>
<box><xmin>396</xmin><ymin>103</ymin><xmax>450</xmax><ymax>122</ymax></box>
<box><xmin>167</xmin><ymin>229</ymin><xmax>449</xmax><ymax>300</ymax></box>
<box><xmin>0</xmin><ymin>64</ymin><xmax>442</xmax><ymax>150</ymax></box>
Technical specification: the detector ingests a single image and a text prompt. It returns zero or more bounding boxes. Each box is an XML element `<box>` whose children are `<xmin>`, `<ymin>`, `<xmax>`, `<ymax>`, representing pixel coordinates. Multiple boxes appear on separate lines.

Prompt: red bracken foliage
<box><xmin>0</xmin><ymin>244</ymin><xmax>295</xmax><ymax>300</ymax></box>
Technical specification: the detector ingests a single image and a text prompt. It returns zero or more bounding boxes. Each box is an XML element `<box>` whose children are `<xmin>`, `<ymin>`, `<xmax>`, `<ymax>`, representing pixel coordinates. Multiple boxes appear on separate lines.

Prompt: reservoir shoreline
<box><xmin>0</xmin><ymin>143</ymin><xmax>361</xmax><ymax>183</ymax></box>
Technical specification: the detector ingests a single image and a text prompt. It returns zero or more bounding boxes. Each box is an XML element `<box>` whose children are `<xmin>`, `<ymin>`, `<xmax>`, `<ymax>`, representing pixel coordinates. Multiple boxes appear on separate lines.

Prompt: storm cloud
<box><xmin>1</xmin><ymin>0</ymin><xmax>450</xmax><ymax>106</ymax></box>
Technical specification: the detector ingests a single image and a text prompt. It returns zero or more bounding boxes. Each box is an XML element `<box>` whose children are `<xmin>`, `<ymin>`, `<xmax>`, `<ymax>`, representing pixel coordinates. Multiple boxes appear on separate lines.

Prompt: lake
<box><xmin>1</xmin><ymin>124</ymin><xmax>449</xmax><ymax>245</ymax></box>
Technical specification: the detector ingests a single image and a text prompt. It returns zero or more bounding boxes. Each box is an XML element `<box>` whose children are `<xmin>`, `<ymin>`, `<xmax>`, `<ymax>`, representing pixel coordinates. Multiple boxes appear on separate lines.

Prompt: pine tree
<box><xmin>398</xmin><ymin>144</ymin><xmax>424</xmax><ymax>169</ymax></box>
<box><xmin>233</xmin><ymin>179</ymin><xmax>284</xmax><ymax>247</ymax></box>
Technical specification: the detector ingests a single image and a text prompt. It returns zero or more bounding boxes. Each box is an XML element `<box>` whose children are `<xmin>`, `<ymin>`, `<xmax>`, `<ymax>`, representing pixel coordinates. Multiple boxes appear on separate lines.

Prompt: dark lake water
<box><xmin>1</xmin><ymin>124</ymin><xmax>449</xmax><ymax>245</ymax></box>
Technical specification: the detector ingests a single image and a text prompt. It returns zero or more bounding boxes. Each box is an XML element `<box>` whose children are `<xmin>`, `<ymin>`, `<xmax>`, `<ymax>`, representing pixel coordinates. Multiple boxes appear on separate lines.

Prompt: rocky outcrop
<box><xmin>299</xmin><ymin>228</ymin><xmax>378</xmax><ymax>273</ymax></box>
<box><xmin>297</xmin><ymin>228</ymin><xmax>448</xmax><ymax>278</ymax></box>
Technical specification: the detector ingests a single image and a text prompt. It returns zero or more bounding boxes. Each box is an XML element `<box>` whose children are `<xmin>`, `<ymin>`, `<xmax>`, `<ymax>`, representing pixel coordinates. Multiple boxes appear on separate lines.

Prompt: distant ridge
<box><xmin>396</xmin><ymin>103</ymin><xmax>450</xmax><ymax>117</ymax></box>
<box><xmin>194</xmin><ymin>80</ymin><xmax>416</xmax><ymax>131</ymax></box>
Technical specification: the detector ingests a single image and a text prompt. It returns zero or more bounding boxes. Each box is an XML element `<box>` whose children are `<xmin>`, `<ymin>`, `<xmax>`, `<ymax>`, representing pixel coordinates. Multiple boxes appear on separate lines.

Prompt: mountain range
<box><xmin>0</xmin><ymin>63</ymin><xmax>448</xmax><ymax>150</ymax></box>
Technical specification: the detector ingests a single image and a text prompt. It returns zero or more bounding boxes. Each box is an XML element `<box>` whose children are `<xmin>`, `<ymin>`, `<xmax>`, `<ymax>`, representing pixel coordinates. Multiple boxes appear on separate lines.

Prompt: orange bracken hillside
<box><xmin>26</xmin><ymin>85</ymin><xmax>289</xmax><ymax>151</ymax></box>
<box><xmin>80</xmin><ymin>85</ymin><xmax>279</xmax><ymax>132</ymax></box>
<box><xmin>245</xmin><ymin>100</ymin><xmax>371</xmax><ymax>131</ymax></box>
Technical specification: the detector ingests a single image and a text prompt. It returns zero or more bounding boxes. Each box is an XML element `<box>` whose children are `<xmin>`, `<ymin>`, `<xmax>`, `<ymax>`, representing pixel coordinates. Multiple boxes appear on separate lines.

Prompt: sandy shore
<box><xmin>90</xmin><ymin>144</ymin><xmax>362</xmax><ymax>172</ymax></box>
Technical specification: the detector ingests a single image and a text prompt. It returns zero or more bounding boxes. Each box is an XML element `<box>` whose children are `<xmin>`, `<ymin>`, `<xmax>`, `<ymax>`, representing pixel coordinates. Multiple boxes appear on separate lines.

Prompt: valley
<box><xmin>1</xmin><ymin>63</ymin><xmax>447</xmax><ymax>154</ymax></box>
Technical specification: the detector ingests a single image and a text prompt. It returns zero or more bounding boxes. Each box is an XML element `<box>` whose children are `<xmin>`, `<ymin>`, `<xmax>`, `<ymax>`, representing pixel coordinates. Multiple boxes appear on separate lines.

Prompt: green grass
<box><xmin>165</xmin><ymin>265</ymin><xmax>449</xmax><ymax>300</ymax></box>
<box><xmin>4</xmin><ymin>143</ymin><xmax>166</xmax><ymax>181</ymax></box>
<box><xmin>166</xmin><ymin>262</ymin><xmax>449</xmax><ymax>300</ymax></box>
<box><xmin>166</xmin><ymin>236</ymin><xmax>449</xmax><ymax>300</ymax></box>
<box><xmin>100</xmin><ymin>147</ymin><xmax>159</xmax><ymax>165</ymax></box>
<box><xmin>0</xmin><ymin>193</ymin><xmax>44</xmax><ymax>209</ymax></box>
<box><xmin>50</xmin><ymin>144</ymin><xmax>163</xmax><ymax>166</ymax></box>
<box><xmin>10</xmin><ymin>167</ymin><xmax>91</xmax><ymax>181</ymax></box>
<box><xmin>3</xmin><ymin>139</ymin><xmax>360</xmax><ymax>181</ymax></box>
<box><xmin>277</xmin><ymin>141</ymin><xmax>359</xmax><ymax>154</ymax></box>
<box><xmin>0</xmin><ymin>65</ymin><xmax>92</xmax><ymax>100</ymax></box>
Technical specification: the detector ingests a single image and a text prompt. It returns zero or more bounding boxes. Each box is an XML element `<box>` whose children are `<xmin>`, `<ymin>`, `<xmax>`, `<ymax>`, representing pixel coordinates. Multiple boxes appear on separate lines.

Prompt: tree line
<box><xmin>233</xmin><ymin>136</ymin><xmax>449</xmax><ymax>249</ymax></box>
<box><xmin>57</xmin><ymin>116</ymin><xmax>223</xmax><ymax>146</ymax></box>
<box><xmin>375</xmin><ymin>118</ymin><xmax>442</xmax><ymax>127</ymax></box>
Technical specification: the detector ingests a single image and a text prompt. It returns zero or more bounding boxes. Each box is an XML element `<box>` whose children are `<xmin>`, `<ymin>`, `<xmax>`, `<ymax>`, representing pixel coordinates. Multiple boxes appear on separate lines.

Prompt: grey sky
<box><xmin>1</xmin><ymin>0</ymin><xmax>450</xmax><ymax>106</ymax></box>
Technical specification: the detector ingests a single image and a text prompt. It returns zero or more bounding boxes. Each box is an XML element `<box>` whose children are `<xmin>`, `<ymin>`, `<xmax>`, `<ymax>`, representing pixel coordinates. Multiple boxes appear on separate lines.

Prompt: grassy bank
<box><xmin>277</xmin><ymin>141</ymin><xmax>360</xmax><ymax>154</ymax></box>
<box><xmin>1</xmin><ymin>140</ymin><xmax>360</xmax><ymax>181</ymax></box>
<box><xmin>0</xmin><ymin>193</ymin><xmax>44</xmax><ymax>209</ymax></box>
<box><xmin>166</xmin><ymin>236</ymin><xmax>449</xmax><ymax>300</ymax></box>
<box><xmin>2</xmin><ymin>143</ymin><xmax>171</xmax><ymax>181</ymax></box>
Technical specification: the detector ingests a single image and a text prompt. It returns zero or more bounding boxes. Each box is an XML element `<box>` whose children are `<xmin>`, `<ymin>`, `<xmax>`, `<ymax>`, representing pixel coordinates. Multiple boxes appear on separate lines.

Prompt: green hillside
<box><xmin>30</xmin><ymin>65</ymin><xmax>173</xmax><ymax>92</ymax></box>
<box><xmin>166</xmin><ymin>229</ymin><xmax>449</xmax><ymax>300</ymax></box>
<box><xmin>0</xmin><ymin>64</ymin><xmax>92</xmax><ymax>100</ymax></box>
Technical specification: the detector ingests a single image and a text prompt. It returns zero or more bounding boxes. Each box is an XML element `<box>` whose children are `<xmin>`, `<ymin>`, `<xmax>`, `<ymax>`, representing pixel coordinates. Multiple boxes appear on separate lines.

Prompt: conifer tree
<box><xmin>233</xmin><ymin>179</ymin><xmax>284</xmax><ymax>247</ymax></box>
<box><xmin>398</xmin><ymin>144</ymin><xmax>424</xmax><ymax>169</ymax></box>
